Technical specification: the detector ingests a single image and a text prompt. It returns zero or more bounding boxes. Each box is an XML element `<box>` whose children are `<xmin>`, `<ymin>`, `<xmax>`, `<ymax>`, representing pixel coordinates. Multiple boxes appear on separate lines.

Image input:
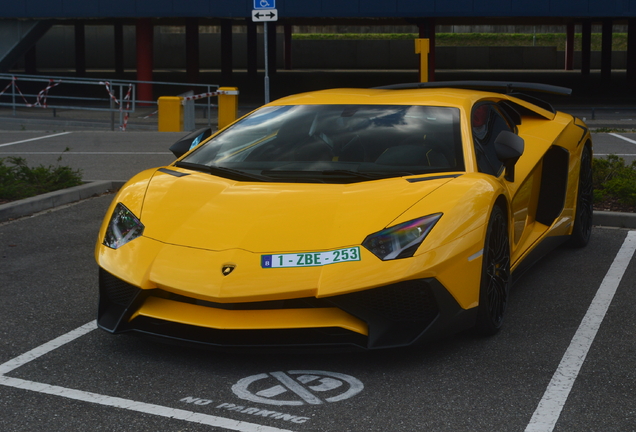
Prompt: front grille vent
<box><xmin>332</xmin><ymin>280</ymin><xmax>438</xmax><ymax>322</ymax></box>
<box><xmin>99</xmin><ymin>269</ymin><xmax>139</xmax><ymax>306</ymax></box>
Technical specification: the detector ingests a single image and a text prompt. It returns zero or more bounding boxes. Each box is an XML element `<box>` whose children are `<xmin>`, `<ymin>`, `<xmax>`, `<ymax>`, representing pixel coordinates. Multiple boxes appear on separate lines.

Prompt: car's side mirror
<box><xmin>169</xmin><ymin>127</ymin><xmax>213</xmax><ymax>158</ymax></box>
<box><xmin>495</xmin><ymin>130</ymin><xmax>524</xmax><ymax>182</ymax></box>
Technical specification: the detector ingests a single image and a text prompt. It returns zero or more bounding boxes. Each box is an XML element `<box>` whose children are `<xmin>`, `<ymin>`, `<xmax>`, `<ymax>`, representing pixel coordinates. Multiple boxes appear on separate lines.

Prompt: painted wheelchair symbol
<box><xmin>232</xmin><ymin>370</ymin><xmax>364</xmax><ymax>406</ymax></box>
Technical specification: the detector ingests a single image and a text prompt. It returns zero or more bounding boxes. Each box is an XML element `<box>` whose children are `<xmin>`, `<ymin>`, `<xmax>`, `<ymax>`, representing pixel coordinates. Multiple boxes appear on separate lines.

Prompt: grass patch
<box><xmin>0</xmin><ymin>155</ymin><xmax>83</xmax><ymax>202</ymax></box>
<box><xmin>593</xmin><ymin>155</ymin><xmax>636</xmax><ymax>207</ymax></box>
<box><xmin>293</xmin><ymin>33</ymin><xmax>628</xmax><ymax>51</ymax></box>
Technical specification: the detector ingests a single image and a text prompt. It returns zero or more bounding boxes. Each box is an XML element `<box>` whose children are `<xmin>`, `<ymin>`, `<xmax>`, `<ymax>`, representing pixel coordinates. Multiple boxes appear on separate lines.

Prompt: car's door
<box><xmin>470</xmin><ymin>102</ymin><xmax>545</xmax><ymax>264</ymax></box>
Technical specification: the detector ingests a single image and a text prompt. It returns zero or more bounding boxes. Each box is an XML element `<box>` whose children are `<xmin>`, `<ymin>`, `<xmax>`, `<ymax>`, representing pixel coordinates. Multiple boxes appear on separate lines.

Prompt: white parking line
<box><xmin>0</xmin><ymin>320</ymin><xmax>97</xmax><ymax>375</ymax></box>
<box><xmin>609</xmin><ymin>133</ymin><xmax>636</xmax><ymax>145</ymax></box>
<box><xmin>0</xmin><ymin>132</ymin><xmax>72</xmax><ymax>147</ymax></box>
<box><xmin>0</xmin><ymin>376</ymin><xmax>295</xmax><ymax>432</ymax></box>
<box><xmin>525</xmin><ymin>230</ymin><xmax>636</xmax><ymax>432</ymax></box>
<box><xmin>0</xmin><ymin>320</ymin><xmax>296</xmax><ymax>432</ymax></box>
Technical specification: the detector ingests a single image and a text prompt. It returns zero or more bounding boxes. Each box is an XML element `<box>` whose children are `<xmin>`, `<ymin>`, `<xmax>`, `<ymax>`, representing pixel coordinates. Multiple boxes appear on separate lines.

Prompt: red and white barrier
<box><xmin>120</xmin><ymin>84</ymin><xmax>133</xmax><ymax>131</ymax></box>
<box><xmin>0</xmin><ymin>80</ymin><xmax>13</xmax><ymax>97</ymax></box>
<box><xmin>180</xmin><ymin>88</ymin><xmax>238</xmax><ymax>105</ymax></box>
<box><xmin>100</xmin><ymin>81</ymin><xmax>134</xmax><ymax>131</ymax></box>
<box><xmin>2</xmin><ymin>76</ymin><xmax>61</xmax><ymax>108</ymax></box>
<box><xmin>141</xmin><ymin>110</ymin><xmax>158</xmax><ymax>119</ymax></box>
<box><xmin>36</xmin><ymin>79</ymin><xmax>61</xmax><ymax>107</ymax></box>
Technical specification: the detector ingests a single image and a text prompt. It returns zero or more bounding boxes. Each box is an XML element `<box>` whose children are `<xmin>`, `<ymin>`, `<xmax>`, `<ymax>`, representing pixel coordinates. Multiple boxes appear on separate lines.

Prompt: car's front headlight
<box><xmin>362</xmin><ymin>213</ymin><xmax>442</xmax><ymax>260</ymax></box>
<box><xmin>103</xmin><ymin>203</ymin><xmax>145</xmax><ymax>249</ymax></box>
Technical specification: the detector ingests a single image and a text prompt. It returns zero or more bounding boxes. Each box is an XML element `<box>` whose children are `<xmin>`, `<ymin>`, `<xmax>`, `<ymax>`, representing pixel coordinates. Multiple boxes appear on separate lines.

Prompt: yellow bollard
<box><xmin>158</xmin><ymin>96</ymin><xmax>184</xmax><ymax>132</ymax></box>
<box><xmin>414</xmin><ymin>38</ymin><xmax>430</xmax><ymax>83</ymax></box>
<box><xmin>217</xmin><ymin>87</ymin><xmax>239</xmax><ymax>130</ymax></box>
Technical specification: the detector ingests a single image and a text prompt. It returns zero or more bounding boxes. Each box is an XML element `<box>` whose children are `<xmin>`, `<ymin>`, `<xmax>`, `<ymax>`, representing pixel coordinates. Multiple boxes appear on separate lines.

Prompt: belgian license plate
<box><xmin>261</xmin><ymin>247</ymin><xmax>361</xmax><ymax>268</ymax></box>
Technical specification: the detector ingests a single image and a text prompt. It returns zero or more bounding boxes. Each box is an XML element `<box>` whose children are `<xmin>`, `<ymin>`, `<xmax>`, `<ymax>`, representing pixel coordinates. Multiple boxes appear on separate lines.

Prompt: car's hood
<box><xmin>140</xmin><ymin>168</ymin><xmax>454</xmax><ymax>252</ymax></box>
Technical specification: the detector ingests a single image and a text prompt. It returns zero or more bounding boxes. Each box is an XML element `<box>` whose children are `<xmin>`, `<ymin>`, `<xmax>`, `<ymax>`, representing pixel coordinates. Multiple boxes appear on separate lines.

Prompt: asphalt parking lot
<box><xmin>0</xmin><ymin>131</ymin><xmax>180</xmax><ymax>181</ymax></box>
<box><xmin>1</xmin><ymin>130</ymin><xmax>636</xmax><ymax>431</ymax></box>
<box><xmin>591</xmin><ymin>132</ymin><xmax>636</xmax><ymax>164</ymax></box>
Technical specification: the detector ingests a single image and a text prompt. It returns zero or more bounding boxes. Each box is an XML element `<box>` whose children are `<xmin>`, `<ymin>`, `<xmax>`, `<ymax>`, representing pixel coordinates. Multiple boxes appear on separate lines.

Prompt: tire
<box><xmin>568</xmin><ymin>145</ymin><xmax>593</xmax><ymax>248</ymax></box>
<box><xmin>475</xmin><ymin>205</ymin><xmax>511</xmax><ymax>336</ymax></box>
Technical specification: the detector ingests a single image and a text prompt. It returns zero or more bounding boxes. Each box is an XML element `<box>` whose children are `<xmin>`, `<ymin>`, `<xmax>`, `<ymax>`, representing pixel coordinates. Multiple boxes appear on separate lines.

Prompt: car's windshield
<box><xmin>180</xmin><ymin>104</ymin><xmax>464</xmax><ymax>183</ymax></box>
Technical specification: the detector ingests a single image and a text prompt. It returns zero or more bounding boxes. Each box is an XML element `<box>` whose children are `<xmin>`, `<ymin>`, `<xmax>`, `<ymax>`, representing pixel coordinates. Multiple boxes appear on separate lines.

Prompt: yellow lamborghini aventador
<box><xmin>95</xmin><ymin>81</ymin><xmax>593</xmax><ymax>349</ymax></box>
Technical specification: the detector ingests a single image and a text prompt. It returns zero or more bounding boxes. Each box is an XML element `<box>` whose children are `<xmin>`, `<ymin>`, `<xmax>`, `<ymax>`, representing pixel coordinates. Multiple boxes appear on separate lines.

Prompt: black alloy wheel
<box><xmin>475</xmin><ymin>205</ymin><xmax>511</xmax><ymax>336</ymax></box>
<box><xmin>568</xmin><ymin>145</ymin><xmax>593</xmax><ymax>248</ymax></box>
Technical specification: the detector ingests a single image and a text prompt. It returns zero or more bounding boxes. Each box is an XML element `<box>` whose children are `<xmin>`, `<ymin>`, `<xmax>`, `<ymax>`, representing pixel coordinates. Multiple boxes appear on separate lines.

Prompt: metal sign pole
<box><xmin>264</xmin><ymin>22</ymin><xmax>270</xmax><ymax>104</ymax></box>
<box><xmin>252</xmin><ymin>1</ymin><xmax>276</xmax><ymax>104</ymax></box>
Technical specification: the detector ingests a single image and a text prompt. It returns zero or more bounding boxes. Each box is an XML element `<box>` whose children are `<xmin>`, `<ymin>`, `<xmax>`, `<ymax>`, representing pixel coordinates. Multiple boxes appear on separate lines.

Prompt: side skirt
<box><xmin>511</xmin><ymin>235</ymin><xmax>570</xmax><ymax>285</ymax></box>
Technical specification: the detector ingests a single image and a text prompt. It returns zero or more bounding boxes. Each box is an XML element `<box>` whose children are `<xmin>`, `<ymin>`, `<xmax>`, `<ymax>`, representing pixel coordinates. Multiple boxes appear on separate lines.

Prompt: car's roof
<box><xmin>269</xmin><ymin>87</ymin><xmax>557</xmax><ymax>120</ymax></box>
<box><xmin>270</xmin><ymin>87</ymin><xmax>485</xmax><ymax>108</ymax></box>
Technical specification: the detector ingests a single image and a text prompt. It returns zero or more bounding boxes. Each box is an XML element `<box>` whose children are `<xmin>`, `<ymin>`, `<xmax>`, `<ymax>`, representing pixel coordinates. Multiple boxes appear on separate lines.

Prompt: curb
<box><xmin>0</xmin><ymin>180</ymin><xmax>125</xmax><ymax>222</ymax></box>
<box><xmin>592</xmin><ymin>210</ymin><xmax>636</xmax><ymax>229</ymax></box>
<box><xmin>2</xmin><ymin>182</ymin><xmax>636</xmax><ymax>229</ymax></box>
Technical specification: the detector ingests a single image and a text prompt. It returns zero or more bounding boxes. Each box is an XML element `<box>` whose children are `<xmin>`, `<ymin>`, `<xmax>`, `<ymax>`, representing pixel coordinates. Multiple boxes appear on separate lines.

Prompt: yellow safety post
<box><xmin>217</xmin><ymin>87</ymin><xmax>239</xmax><ymax>130</ymax></box>
<box><xmin>414</xmin><ymin>38</ymin><xmax>430</xmax><ymax>83</ymax></box>
<box><xmin>158</xmin><ymin>96</ymin><xmax>183</xmax><ymax>132</ymax></box>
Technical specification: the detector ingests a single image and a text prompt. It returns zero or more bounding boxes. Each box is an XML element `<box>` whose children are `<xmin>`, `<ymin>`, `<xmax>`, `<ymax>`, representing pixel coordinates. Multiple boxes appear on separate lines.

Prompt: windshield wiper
<box><xmin>320</xmin><ymin>169</ymin><xmax>414</xmax><ymax>179</ymax></box>
<box><xmin>257</xmin><ymin>170</ymin><xmax>326</xmax><ymax>183</ymax></box>
<box><xmin>260</xmin><ymin>169</ymin><xmax>414</xmax><ymax>182</ymax></box>
<box><xmin>175</xmin><ymin>161</ymin><xmax>270</xmax><ymax>182</ymax></box>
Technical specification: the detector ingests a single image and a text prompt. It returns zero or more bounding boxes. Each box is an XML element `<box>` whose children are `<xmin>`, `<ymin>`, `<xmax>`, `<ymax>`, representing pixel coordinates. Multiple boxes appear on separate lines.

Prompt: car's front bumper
<box><xmin>97</xmin><ymin>268</ymin><xmax>477</xmax><ymax>350</ymax></box>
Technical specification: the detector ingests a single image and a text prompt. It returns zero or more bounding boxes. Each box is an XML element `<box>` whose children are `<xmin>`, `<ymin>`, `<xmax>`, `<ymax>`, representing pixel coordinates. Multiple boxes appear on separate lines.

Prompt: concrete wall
<box><xmin>29</xmin><ymin>25</ymin><xmax>628</xmax><ymax>72</ymax></box>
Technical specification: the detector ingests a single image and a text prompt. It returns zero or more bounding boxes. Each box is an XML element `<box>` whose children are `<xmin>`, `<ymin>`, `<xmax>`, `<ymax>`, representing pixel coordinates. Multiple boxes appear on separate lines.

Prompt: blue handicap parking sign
<box><xmin>254</xmin><ymin>0</ymin><xmax>275</xmax><ymax>9</ymax></box>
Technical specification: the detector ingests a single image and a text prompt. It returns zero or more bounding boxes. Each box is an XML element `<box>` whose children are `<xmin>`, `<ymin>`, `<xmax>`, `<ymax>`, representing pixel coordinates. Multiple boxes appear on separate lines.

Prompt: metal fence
<box><xmin>0</xmin><ymin>73</ymin><xmax>219</xmax><ymax>131</ymax></box>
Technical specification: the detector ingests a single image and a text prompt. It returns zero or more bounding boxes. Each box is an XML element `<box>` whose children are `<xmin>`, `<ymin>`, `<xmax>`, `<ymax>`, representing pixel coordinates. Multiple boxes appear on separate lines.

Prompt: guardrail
<box><xmin>0</xmin><ymin>73</ymin><xmax>220</xmax><ymax>131</ymax></box>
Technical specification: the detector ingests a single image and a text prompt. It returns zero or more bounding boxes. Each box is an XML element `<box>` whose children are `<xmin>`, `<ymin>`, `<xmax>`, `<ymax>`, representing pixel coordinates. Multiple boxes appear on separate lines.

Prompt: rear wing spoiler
<box><xmin>374</xmin><ymin>81</ymin><xmax>572</xmax><ymax>96</ymax></box>
<box><xmin>374</xmin><ymin>81</ymin><xmax>572</xmax><ymax>119</ymax></box>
